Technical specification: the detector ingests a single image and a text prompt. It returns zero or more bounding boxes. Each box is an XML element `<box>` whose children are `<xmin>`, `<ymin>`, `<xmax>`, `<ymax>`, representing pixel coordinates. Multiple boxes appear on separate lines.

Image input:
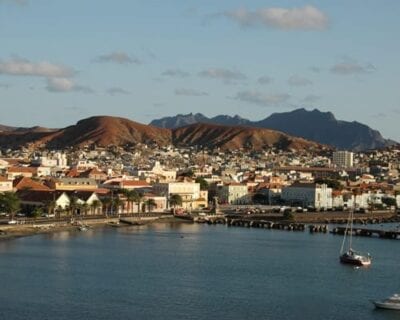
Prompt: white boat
<box><xmin>372</xmin><ymin>294</ymin><xmax>400</xmax><ymax>310</ymax></box>
<box><xmin>339</xmin><ymin>208</ymin><xmax>371</xmax><ymax>266</ymax></box>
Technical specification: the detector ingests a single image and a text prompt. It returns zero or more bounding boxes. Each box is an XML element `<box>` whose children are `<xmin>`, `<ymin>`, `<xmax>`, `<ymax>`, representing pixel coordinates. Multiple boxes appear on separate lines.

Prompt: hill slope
<box><xmin>172</xmin><ymin>123</ymin><xmax>324</xmax><ymax>151</ymax></box>
<box><xmin>151</xmin><ymin>108</ymin><xmax>394</xmax><ymax>150</ymax></box>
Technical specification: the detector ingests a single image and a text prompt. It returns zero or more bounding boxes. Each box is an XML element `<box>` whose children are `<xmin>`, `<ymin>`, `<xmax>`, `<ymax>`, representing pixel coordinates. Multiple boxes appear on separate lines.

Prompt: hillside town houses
<box><xmin>0</xmin><ymin>145</ymin><xmax>400</xmax><ymax>217</ymax></box>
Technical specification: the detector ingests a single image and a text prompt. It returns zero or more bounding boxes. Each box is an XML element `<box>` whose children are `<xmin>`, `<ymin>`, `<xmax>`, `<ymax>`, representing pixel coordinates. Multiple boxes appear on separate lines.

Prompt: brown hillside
<box><xmin>172</xmin><ymin>123</ymin><xmax>324</xmax><ymax>151</ymax></box>
<box><xmin>47</xmin><ymin>116</ymin><xmax>172</xmax><ymax>148</ymax></box>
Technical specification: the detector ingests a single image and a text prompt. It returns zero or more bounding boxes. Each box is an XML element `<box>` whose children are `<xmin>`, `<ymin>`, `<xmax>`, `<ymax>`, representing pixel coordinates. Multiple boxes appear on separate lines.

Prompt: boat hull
<box><xmin>373</xmin><ymin>302</ymin><xmax>400</xmax><ymax>310</ymax></box>
<box><xmin>340</xmin><ymin>254</ymin><xmax>371</xmax><ymax>266</ymax></box>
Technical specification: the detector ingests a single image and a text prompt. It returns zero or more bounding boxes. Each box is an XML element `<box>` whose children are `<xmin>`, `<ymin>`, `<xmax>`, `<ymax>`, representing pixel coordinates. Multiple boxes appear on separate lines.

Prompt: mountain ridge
<box><xmin>150</xmin><ymin>108</ymin><xmax>395</xmax><ymax>151</ymax></box>
<box><xmin>0</xmin><ymin>115</ymin><xmax>326</xmax><ymax>152</ymax></box>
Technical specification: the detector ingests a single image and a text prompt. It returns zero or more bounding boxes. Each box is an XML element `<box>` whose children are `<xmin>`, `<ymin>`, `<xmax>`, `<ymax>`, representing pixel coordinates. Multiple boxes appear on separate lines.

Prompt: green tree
<box><xmin>102</xmin><ymin>197</ymin><xmax>112</xmax><ymax>216</ymax></box>
<box><xmin>30</xmin><ymin>207</ymin><xmax>43</xmax><ymax>219</ymax></box>
<box><xmin>90</xmin><ymin>200</ymin><xmax>102</xmax><ymax>215</ymax></box>
<box><xmin>134</xmin><ymin>192</ymin><xmax>143</xmax><ymax>214</ymax></box>
<box><xmin>122</xmin><ymin>189</ymin><xmax>139</xmax><ymax>214</ymax></box>
<box><xmin>0</xmin><ymin>192</ymin><xmax>21</xmax><ymax>220</ymax></box>
<box><xmin>195</xmin><ymin>177</ymin><xmax>209</xmax><ymax>191</ymax></box>
<box><xmin>145</xmin><ymin>198</ymin><xmax>156</xmax><ymax>212</ymax></box>
<box><xmin>382</xmin><ymin>197</ymin><xmax>397</xmax><ymax>208</ymax></box>
<box><xmin>169</xmin><ymin>194</ymin><xmax>183</xmax><ymax>213</ymax></box>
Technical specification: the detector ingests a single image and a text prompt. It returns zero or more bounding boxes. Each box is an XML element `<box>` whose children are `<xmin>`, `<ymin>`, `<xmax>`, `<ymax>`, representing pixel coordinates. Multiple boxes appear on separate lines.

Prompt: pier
<box><xmin>331</xmin><ymin>227</ymin><xmax>400</xmax><ymax>240</ymax></box>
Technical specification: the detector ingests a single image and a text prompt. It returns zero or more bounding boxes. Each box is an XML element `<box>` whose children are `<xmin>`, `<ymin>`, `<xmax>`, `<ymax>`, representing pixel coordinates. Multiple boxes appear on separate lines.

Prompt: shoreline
<box><xmin>0</xmin><ymin>212</ymin><xmax>398</xmax><ymax>242</ymax></box>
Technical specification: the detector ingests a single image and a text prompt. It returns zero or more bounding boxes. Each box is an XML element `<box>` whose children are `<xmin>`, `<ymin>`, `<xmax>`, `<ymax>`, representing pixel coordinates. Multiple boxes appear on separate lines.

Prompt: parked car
<box><xmin>8</xmin><ymin>220</ymin><xmax>17</xmax><ymax>225</ymax></box>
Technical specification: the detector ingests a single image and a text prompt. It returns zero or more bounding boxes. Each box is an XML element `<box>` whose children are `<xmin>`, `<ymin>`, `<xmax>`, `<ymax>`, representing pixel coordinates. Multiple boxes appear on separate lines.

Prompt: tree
<box><xmin>195</xmin><ymin>177</ymin><xmax>209</xmax><ymax>191</ymax></box>
<box><xmin>112</xmin><ymin>197</ymin><xmax>125</xmax><ymax>215</ymax></box>
<box><xmin>0</xmin><ymin>192</ymin><xmax>21</xmax><ymax>220</ymax></box>
<box><xmin>145</xmin><ymin>198</ymin><xmax>156</xmax><ymax>212</ymax></box>
<box><xmin>169</xmin><ymin>194</ymin><xmax>183</xmax><ymax>213</ymax></box>
<box><xmin>134</xmin><ymin>192</ymin><xmax>143</xmax><ymax>215</ymax></box>
<box><xmin>382</xmin><ymin>197</ymin><xmax>397</xmax><ymax>208</ymax></box>
<box><xmin>30</xmin><ymin>207</ymin><xmax>43</xmax><ymax>219</ymax></box>
<box><xmin>252</xmin><ymin>193</ymin><xmax>269</xmax><ymax>204</ymax></box>
<box><xmin>102</xmin><ymin>197</ymin><xmax>112</xmax><ymax>216</ymax></box>
<box><xmin>90</xmin><ymin>200</ymin><xmax>102</xmax><ymax>215</ymax></box>
<box><xmin>122</xmin><ymin>189</ymin><xmax>139</xmax><ymax>214</ymax></box>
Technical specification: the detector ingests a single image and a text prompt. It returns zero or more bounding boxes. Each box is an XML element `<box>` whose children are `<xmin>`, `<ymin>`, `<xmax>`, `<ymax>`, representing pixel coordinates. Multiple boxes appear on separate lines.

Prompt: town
<box><xmin>0</xmin><ymin>143</ymin><xmax>399</xmax><ymax>224</ymax></box>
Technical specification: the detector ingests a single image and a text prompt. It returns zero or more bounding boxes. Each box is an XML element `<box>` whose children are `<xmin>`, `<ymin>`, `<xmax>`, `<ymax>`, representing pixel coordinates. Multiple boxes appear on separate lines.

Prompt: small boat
<box><xmin>339</xmin><ymin>208</ymin><xmax>371</xmax><ymax>266</ymax></box>
<box><xmin>372</xmin><ymin>294</ymin><xmax>400</xmax><ymax>310</ymax></box>
<box><xmin>78</xmin><ymin>225</ymin><xmax>88</xmax><ymax>232</ymax></box>
<box><xmin>340</xmin><ymin>249</ymin><xmax>371</xmax><ymax>266</ymax></box>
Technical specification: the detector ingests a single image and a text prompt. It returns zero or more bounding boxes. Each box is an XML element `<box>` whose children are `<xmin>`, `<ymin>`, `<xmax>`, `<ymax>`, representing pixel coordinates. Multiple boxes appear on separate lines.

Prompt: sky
<box><xmin>0</xmin><ymin>0</ymin><xmax>399</xmax><ymax>140</ymax></box>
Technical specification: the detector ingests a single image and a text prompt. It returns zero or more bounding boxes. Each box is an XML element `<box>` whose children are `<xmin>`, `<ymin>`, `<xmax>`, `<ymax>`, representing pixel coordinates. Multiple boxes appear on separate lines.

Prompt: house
<box><xmin>17</xmin><ymin>190</ymin><xmax>70</xmax><ymax>214</ymax></box>
<box><xmin>13</xmin><ymin>177</ymin><xmax>51</xmax><ymax>191</ymax></box>
<box><xmin>47</xmin><ymin>178</ymin><xmax>98</xmax><ymax>191</ymax></box>
<box><xmin>0</xmin><ymin>176</ymin><xmax>13</xmax><ymax>192</ymax></box>
<box><xmin>7</xmin><ymin>166</ymin><xmax>37</xmax><ymax>179</ymax></box>
<box><xmin>64</xmin><ymin>191</ymin><xmax>102</xmax><ymax>215</ymax></box>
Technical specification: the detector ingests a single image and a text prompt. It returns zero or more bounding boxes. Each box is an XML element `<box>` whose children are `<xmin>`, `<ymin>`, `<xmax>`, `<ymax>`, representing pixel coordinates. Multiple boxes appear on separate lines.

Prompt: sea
<box><xmin>0</xmin><ymin>222</ymin><xmax>399</xmax><ymax>320</ymax></box>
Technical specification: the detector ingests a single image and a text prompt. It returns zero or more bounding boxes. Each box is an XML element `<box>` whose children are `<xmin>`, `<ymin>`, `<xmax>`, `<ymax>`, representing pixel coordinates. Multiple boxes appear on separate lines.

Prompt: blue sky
<box><xmin>0</xmin><ymin>0</ymin><xmax>399</xmax><ymax>140</ymax></box>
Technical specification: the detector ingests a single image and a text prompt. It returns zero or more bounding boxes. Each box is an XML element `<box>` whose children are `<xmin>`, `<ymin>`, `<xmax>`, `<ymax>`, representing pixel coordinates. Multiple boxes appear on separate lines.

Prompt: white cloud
<box><xmin>234</xmin><ymin>90</ymin><xmax>290</xmax><ymax>107</ymax></box>
<box><xmin>199</xmin><ymin>68</ymin><xmax>246</xmax><ymax>83</ymax></box>
<box><xmin>302</xmin><ymin>94</ymin><xmax>321</xmax><ymax>104</ymax></box>
<box><xmin>257</xmin><ymin>75</ymin><xmax>273</xmax><ymax>84</ymax></box>
<box><xmin>175</xmin><ymin>88</ymin><xmax>208</xmax><ymax>96</ymax></box>
<box><xmin>46</xmin><ymin>78</ymin><xmax>94</xmax><ymax>94</ymax></box>
<box><xmin>331</xmin><ymin>58</ymin><xmax>376</xmax><ymax>75</ymax></box>
<box><xmin>224</xmin><ymin>5</ymin><xmax>328</xmax><ymax>30</ymax></box>
<box><xmin>288</xmin><ymin>75</ymin><xmax>312</xmax><ymax>86</ymax></box>
<box><xmin>106</xmin><ymin>87</ymin><xmax>131</xmax><ymax>96</ymax></box>
<box><xmin>162</xmin><ymin>69</ymin><xmax>190</xmax><ymax>78</ymax></box>
<box><xmin>0</xmin><ymin>57</ymin><xmax>74</xmax><ymax>78</ymax></box>
<box><xmin>95</xmin><ymin>51</ymin><xmax>141</xmax><ymax>65</ymax></box>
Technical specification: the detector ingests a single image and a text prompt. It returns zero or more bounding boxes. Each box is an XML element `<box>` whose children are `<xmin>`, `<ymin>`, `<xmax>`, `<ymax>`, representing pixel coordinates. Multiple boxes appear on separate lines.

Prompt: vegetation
<box><xmin>169</xmin><ymin>194</ymin><xmax>183</xmax><ymax>213</ymax></box>
<box><xmin>195</xmin><ymin>176</ymin><xmax>209</xmax><ymax>191</ymax></box>
<box><xmin>0</xmin><ymin>192</ymin><xmax>21</xmax><ymax>220</ymax></box>
<box><xmin>145</xmin><ymin>198</ymin><xmax>156</xmax><ymax>212</ymax></box>
<box><xmin>252</xmin><ymin>193</ymin><xmax>269</xmax><ymax>204</ymax></box>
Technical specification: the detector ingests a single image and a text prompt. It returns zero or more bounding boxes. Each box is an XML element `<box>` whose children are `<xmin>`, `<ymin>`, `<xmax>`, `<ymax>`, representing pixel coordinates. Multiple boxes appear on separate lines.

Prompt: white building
<box><xmin>281</xmin><ymin>183</ymin><xmax>332</xmax><ymax>209</ymax></box>
<box><xmin>153</xmin><ymin>182</ymin><xmax>207</xmax><ymax>210</ymax></box>
<box><xmin>217</xmin><ymin>183</ymin><xmax>249</xmax><ymax>205</ymax></box>
<box><xmin>333</xmin><ymin>151</ymin><xmax>354</xmax><ymax>168</ymax></box>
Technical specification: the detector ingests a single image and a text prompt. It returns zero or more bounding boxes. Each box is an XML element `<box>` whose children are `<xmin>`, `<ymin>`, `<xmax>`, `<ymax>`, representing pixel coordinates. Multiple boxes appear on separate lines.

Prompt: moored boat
<box><xmin>372</xmin><ymin>294</ymin><xmax>400</xmax><ymax>310</ymax></box>
<box><xmin>339</xmin><ymin>207</ymin><xmax>371</xmax><ymax>266</ymax></box>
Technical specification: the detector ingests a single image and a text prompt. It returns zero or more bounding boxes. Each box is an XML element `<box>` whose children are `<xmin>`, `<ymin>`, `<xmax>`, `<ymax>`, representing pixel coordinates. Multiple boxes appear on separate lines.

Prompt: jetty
<box><xmin>331</xmin><ymin>226</ymin><xmax>400</xmax><ymax>240</ymax></box>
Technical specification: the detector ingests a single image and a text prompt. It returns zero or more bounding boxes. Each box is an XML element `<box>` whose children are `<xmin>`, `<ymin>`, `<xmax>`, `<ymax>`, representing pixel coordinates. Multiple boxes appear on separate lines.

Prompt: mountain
<box><xmin>46</xmin><ymin>116</ymin><xmax>171</xmax><ymax>148</ymax></box>
<box><xmin>0</xmin><ymin>115</ymin><xmax>326</xmax><ymax>151</ymax></box>
<box><xmin>150</xmin><ymin>113</ymin><xmax>251</xmax><ymax>128</ymax></box>
<box><xmin>255</xmin><ymin>108</ymin><xmax>391</xmax><ymax>151</ymax></box>
<box><xmin>151</xmin><ymin>108</ymin><xmax>395</xmax><ymax>150</ymax></box>
<box><xmin>150</xmin><ymin>113</ymin><xmax>210</xmax><ymax>129</ymax></box>
<box><xmin>172</xmin><ymin>123</ymin><xmax>324</xmax><ymax>151</ymax></box>
<box><xmin>0</xmin><ymin>116</ymin><xmax>171</xmax><ymax>149</ymax></box>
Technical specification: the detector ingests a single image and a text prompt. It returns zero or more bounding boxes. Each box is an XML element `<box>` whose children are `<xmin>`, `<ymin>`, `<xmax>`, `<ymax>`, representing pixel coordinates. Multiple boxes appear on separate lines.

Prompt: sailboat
<box><xmin>339</xmin><ymin>207</ymin><xmax>371</xmax><ymax>266</ymax></box>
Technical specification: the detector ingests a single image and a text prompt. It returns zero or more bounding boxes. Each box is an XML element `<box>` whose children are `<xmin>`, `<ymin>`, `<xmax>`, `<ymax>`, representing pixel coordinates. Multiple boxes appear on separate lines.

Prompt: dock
<box><xmin>331</xmin><ymin>227</ymin><xmax>400</xmax><ymax>240</ymax></box>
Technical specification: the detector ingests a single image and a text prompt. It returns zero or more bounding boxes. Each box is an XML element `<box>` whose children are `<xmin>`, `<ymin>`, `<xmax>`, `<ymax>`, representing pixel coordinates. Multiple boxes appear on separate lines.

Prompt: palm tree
<box><xmin>0</xmin><ymin>192</ymin><xmax>21</xmax><ymax>221</ymax></box>
<box><xmin>90</xmin><ymin>200</ymin><xmax>102</xmax><ymax>215</ymax></box>
<box><xmin>169</xmin><ymin>194</ymin><xmax>182</xmax><ymax>214</ymax></box>
<box><xmin>44</xmin><ymin>199</ymin><xmax>57</xmax><ymax>217</ymax></box>
<box><xmin>68</xmin><ymin>196</ymin><xmax>79</xmax><ymax>218</ymax></box>
<box><xmin>145</xmin><ymin>198</ymin><xmax>156</xmax><ymax>213</ymax></box>
<box><xmin>102</xmin><ymin>197</ymin><xmax>112</xmax><ymax>217</ymax></box>
<box><xmin>81</xmin><ymin>203</ymin><xmax>89</xmax><ymax>217</ymax></box>
<box><xmin>122</xmin><ymin>189</ymin><xmax>138</xmax><ymax>215</ymax></box>
<box><xmin>134</xmin><ymin>192</ymin><xmax>144</xmax><ymax>214</ymax></box>
<box><xmin>112</xmin><ymin>197</ymin><xmax>125</xmax><ymax>216</ymax></box>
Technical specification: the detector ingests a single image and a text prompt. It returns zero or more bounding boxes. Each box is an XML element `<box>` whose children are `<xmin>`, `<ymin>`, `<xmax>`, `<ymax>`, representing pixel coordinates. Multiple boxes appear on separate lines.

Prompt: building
<box><xmin>281</xmin><ymin>183</ymin><xmax>332</xmax><ymax>209</ymax></box>
<box><xmin>153</xmin><ymin>182</ymin><xmax>207</xmax><ymax>210</ymax></box>
<box><xmin>217</xmin><ymin>183</ymin><xmax>249</xmax><ymax>205</ymax></box>
<box><xmin>47</xmin><ymin>178</ymin><xmax>98</xmax><ymax>191</ymax></box>
<box><xmin>0</xmin><ymin>176</ymin><xmax>13</xmax><ymax>192</ymax></box>
<box><xmin>333</xmin><ymin>151</ymin><xmax>354</xmax><ymax>168</ymax></box>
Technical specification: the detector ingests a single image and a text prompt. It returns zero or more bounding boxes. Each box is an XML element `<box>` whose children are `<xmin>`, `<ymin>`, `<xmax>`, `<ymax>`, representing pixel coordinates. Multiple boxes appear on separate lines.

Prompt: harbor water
<box><xmin>0</xmin><ymin>223</ymin><xmax>399</xmax><ymax>320</ymax></box>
